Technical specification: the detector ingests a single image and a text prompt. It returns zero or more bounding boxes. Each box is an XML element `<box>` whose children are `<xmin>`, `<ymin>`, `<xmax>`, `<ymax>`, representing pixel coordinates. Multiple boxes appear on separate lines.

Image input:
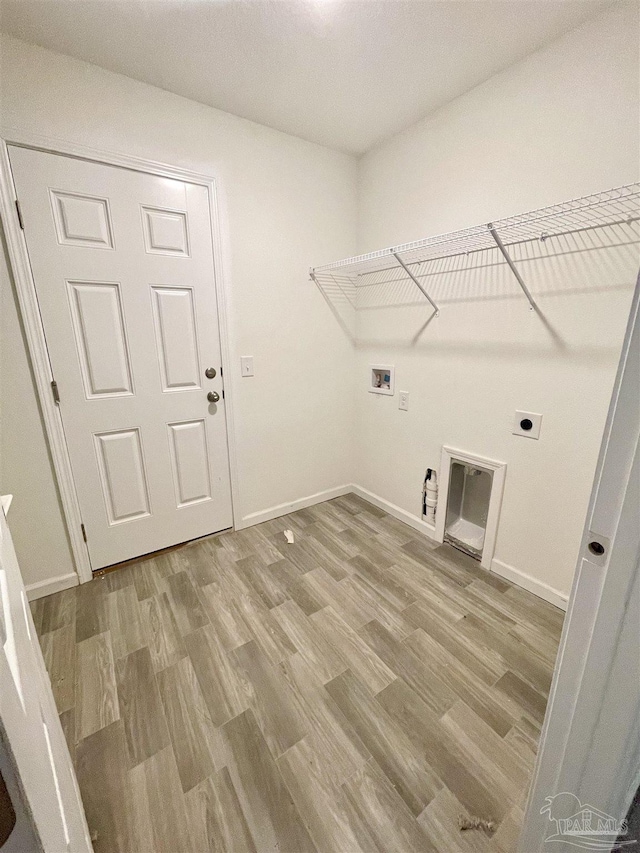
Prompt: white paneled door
<box><xmin>9</xmin><ymin>147</ymin><xmax>233</xmax><ymax>570</ymax></box>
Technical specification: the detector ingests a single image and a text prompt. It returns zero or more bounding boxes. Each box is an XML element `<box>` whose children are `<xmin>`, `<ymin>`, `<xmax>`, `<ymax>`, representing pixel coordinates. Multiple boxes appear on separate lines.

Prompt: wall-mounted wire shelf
<box><xmin>310</xmin><ymin>184</ymin><xmax>640</xmax><ymax>315</ymax></box>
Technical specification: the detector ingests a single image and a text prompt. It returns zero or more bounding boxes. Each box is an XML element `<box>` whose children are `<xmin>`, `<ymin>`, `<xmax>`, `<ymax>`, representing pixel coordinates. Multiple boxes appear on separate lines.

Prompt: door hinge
<box><xmin>81</xmin><ymin>524</ymin><xmax>87</xmax><ymax>543</ymax></box>
<box><xmin>15</xmin><ymin>199</ymin><xmax>24</xmax><ymax>230</ymax></box>
<box><xmin>51</xmin><ymin>380</ymin><xmax>60</xmax><ymax>404</ymax></box>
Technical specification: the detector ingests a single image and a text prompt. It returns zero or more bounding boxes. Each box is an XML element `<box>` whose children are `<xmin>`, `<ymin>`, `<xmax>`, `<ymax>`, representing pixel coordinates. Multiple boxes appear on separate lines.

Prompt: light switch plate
<box><xmin>240</xmin><ymin>356</ymin><xmax>254</xmax><ymax>377</ymax></box>
<box><xmin>399</xmin><ymin>391</ymin><xmax>409</xmax><ymax>411</ymax></box>
<box><xmin>513</xmin><ymin>410</ymin><xmax>542</xmax><ymax>439</ymax></box>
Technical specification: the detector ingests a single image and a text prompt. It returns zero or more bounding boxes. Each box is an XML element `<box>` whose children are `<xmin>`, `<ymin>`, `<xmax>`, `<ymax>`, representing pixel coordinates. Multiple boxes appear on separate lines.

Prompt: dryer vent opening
<box><xmin>444</xmin><ymin>462</ymin><xmax>493</xmax><ymax>560</ymax></box>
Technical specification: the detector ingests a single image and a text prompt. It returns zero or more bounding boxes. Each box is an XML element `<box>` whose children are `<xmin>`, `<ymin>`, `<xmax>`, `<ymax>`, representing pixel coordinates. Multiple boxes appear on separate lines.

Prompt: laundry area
<box><xmin>0</xmin><ymin>2</ymin><xmax>638</xmax><ymax>851</ymax></box>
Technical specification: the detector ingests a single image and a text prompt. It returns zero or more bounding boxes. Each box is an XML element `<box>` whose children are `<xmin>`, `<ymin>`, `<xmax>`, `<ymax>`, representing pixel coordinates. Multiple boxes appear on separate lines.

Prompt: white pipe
<box><xmin>425</xmin><ymin>469</ymin><xmax>438</xmax><ymax>524</ymax></box>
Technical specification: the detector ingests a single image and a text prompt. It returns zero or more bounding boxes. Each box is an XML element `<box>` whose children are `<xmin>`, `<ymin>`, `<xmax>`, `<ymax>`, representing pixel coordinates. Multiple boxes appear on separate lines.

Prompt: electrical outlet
<box><xmin>513</xmin><ymin>410</ymin><xmax>542</xmax><ymax>439</ymax></box>
<box><xmin>240</xmin><ymin>356</ymin><xmax>254</xmax><ymax>377</ymax></box>
<box><xmin>399</xmin><ymin>391</ymin><xmax>409</xmax><ymax>411</ymax></box>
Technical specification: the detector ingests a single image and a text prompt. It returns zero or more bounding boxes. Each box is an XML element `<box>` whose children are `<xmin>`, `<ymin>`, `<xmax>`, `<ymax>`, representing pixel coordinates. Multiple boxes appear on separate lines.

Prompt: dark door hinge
<box><xmin>81</xmin><ymin>524</ymin><xmax>87</xmax><ymax>543</ymax></box>
<box><xmin>15</xmin><ymin>199</ymin><xmax>24</xmax><ymax>230</ymax></box>
<box><xmin>51</xmin><ymin>380</ymin><xmax>60</xmax><ymax>404</ymax></box>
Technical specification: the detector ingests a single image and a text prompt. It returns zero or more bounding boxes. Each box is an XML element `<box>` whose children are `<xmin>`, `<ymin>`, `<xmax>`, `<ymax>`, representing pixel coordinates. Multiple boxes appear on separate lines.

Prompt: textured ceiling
<box><xmin>0</xmin><ymin>0</ymin><xmax>609</xmax><ymax>153</ymax></box>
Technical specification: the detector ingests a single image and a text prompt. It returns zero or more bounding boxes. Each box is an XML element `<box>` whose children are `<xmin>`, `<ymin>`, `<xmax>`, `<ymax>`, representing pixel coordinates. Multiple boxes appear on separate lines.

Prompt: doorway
<box><xmin>8</xmin><ymin>146</ymin><xmax>234</xmax><ymax>571</ymax></box>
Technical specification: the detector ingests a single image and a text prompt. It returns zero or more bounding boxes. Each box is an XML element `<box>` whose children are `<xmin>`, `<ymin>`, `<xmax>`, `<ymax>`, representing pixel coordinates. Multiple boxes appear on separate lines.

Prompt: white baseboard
<box><xmin>490</xmin><ymin>558</ymin><xmax>568</xmax><ymax>611</ymax></box>
<box><xmin>222</xmin><ymin>481</ymin><xmax>569</xmax><ymax>611</ymax></box>
<box><xmin>350</xmin><ymin>485</ymin><xmax>439</xmax><ymax>542</ymax></box>
<box><xmin>238</xmin><ymin>484</ymin><xmax>352</xmax><ymax>530</ymax></box>
<box><xmin>350</xmin><ymin>484</ymin><xmax>568</xmax><ymax>611</ymax></box>
<box><xmin>26</xmin><ymin>571</ymin><xmax>79</xmax><ymax>601</ymax></box>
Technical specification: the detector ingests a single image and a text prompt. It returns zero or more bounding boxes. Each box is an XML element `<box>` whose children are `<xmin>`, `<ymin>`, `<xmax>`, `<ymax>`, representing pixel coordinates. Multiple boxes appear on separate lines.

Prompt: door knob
<box><xmin>207</xmin><ymin>391</ymin><xmax>220</xmax><ymax>403</ymax></box>
<box><xmin>205</xmin><ymin>367</ymin><xmax>217</xmax><ymax>379</ymax></box>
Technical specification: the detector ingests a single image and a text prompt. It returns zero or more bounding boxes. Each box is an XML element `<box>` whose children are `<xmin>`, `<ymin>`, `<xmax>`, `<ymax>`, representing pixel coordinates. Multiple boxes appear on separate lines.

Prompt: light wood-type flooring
<box><xmin>32</xmin><ymin>495</ymin><xmax>563</xmax><ymax>852</ymax></box>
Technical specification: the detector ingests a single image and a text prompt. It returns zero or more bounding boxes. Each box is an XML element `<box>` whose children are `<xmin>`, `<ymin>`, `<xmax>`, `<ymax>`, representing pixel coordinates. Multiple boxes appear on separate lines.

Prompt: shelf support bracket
<box><xmin>392</xmin><ymin>252</ymin><xmax>439</xmax><ymax>315</ymax></box>
<box><xmin>487</xmin><ymin>223</ymin><xmax>537</xmax><ymax>311</ymax></box>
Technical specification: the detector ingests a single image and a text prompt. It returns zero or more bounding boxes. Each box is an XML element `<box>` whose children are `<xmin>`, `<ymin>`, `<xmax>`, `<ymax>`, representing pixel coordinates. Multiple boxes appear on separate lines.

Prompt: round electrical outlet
<box><xmin>520</xmin><ymin>418</ymin><xmax>533</xmax><ymax>431</ymax></box>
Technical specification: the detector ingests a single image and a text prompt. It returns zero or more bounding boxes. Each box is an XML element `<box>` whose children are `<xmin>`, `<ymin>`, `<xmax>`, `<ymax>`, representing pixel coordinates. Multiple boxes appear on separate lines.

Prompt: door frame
<box><xmin>0</xmin><ymin>132</ymin><xmax>241</xmax><ymax>584</ymax></box>
<box><xmin>518</xmin><ymin>270</ymin><xmax>640</xmax><ymax>850</ymax></box>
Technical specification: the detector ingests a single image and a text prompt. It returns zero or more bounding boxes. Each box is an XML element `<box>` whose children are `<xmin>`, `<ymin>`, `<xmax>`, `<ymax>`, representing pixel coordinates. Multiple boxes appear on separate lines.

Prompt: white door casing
<box><xmin>519</xmin><ymin>271</ymin><xmax>640</xmax><ymax>850</ymax></box>
<box><xmin>9</xmin><ymin>146</ymin><xmax>233</xmax><ymax>570</ymax></box>
<box><xmin>0</xmin><ymin>499</ymin><xmax>92</xmax><ymax>852</ymax></box>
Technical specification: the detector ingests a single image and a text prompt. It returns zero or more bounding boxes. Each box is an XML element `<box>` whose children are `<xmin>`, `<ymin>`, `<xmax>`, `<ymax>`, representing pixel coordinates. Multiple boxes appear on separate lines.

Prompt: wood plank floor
<box><xmin>32</xmin><ymin>495</ymin><xmax>564</xmax><ymax>852</ymax></box>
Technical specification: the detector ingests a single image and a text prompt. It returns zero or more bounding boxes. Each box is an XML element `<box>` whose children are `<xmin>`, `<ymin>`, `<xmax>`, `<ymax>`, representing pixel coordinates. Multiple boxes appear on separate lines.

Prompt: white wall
<box><xmin>355</xmin><ymin>2</ymin><xmax>639</xmax><ymax>602</ymax></box>
<box><xmin>0</xmin><ymin>242</ymin><xmax>76</xmax><ymax>590</ymax></box>
<box><xmin>0</xmin><ymin>34</ymin><xmax>357</xmax><ymax>589</ymax></box>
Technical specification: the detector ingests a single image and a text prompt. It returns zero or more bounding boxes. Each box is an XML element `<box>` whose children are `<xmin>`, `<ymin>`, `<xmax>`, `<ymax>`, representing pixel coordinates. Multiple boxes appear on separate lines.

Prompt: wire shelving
<box><xmin>310</xmin><ymin>184</ymin><xmax>640</xmax><ymax>314</ymax></box>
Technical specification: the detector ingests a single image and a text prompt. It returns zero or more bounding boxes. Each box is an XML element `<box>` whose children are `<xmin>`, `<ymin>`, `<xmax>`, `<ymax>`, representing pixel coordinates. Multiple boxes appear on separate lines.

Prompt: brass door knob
<box><xmin>205</xmin><ymin>367</ymin><xmax>217</xmax><ymax>379</ymax></box>
<box><xmin>207</xmin><ymin>391</ymin><xmax>220</xmax><ymax>403</ymax></box>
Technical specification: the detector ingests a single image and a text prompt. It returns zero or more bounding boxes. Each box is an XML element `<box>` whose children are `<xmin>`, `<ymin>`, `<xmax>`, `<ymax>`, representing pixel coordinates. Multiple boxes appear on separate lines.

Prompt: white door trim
<box><xmin>0</xmin><ymin>131</ymin><xmax>240</xmax><ymax>584</ymax></box>
<box><xmin>518</xmin><ymin>270</ymin><xmax>640</xmax><ymax>851</ymax></box>
<box><xmin>434</xmin><ymin>446</ymin><xmax>507</xmax><ymax>570</ymax></box>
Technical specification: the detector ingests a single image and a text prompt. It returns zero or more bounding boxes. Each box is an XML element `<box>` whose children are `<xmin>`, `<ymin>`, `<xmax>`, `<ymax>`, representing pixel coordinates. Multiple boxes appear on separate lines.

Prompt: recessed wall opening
<box><xmin>435</xmin><ymin>447</ymin><xmax>507</xmax><ymax>570</ymax></box>
<box><xmin>369</xmin><ymin>365</ymin><xmax>394</xmax><ymax>395</ymax></box>
<box><xmin>445</xmin><ymin>462</ymin><xmax>493</xmax><ymax>560</ymax></box>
